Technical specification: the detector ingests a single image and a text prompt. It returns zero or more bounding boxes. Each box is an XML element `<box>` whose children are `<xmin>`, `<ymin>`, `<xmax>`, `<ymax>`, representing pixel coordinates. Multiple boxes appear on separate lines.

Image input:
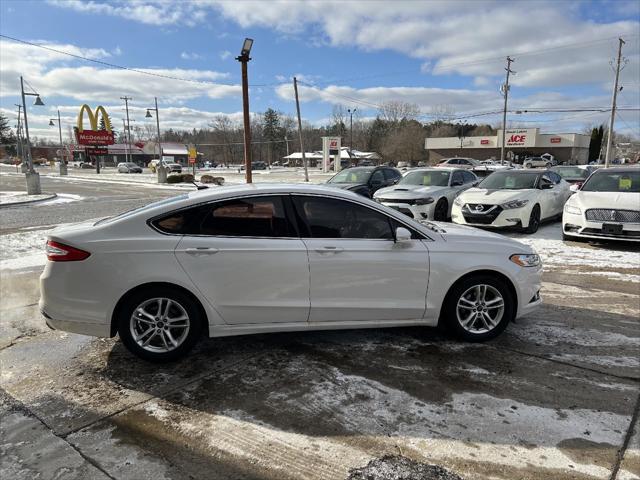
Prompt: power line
<box><xmin>0</xmin><ymin>34</ymin><xmax>279</xmax><ymax>88</ymax></box>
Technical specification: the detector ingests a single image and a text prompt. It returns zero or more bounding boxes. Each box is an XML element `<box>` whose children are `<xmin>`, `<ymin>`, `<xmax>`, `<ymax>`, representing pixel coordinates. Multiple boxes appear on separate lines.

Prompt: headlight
<box><xmin>415</xmin><ymin>197</ymin><xmax>434</xmax><ymax>205</ymax></box>
<box><xmin>373</xmin><ymin>197</ymin><xmax>382</xmax><ymax>203</ymax></box>
<box><xmin>564</xmin><ymin>204</ymin><xmax>581</xmax><ymax>215</ymax></box>
<box><xmin>502</xmin><ymin>199</ymin><xmax>529</xmax><ymax>209</ymax></box>
<box><xmin>510</xmin><ymin>253</ymin><xmax>541</xmax><ymax>267</ymax></box>
<box><xmin>454</xmin><ymin>197</ymin><xmax>464</xmax><ymax>206</ymax></box>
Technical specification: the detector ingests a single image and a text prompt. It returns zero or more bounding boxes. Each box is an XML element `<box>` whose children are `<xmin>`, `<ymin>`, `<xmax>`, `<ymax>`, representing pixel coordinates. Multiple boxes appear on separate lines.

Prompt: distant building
<box><xmin>425</xmin><ymin>128</ymin><xmax>591</xmax><ymax>165</ymax></box>
<box><xmin>283</xmin><ymin>147</ymin><xmax>381</xmax><ymax>167</ymax></box>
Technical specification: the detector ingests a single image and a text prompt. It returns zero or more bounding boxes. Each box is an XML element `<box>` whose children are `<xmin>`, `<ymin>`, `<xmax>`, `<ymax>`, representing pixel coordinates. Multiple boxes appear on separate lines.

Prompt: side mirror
<box><xmin>395</xmin><ymin>227</ymin><xmax>412</xmax><ymax>243</ymax></box>
<box><xmin>570</xmin><ymin>183</ymin><xmax>581</xmax><ymax>192</ymax></box>
<box><xmin>541</xmin><ymin>183</ymin><xmax>553</xmax><ymax>190</ymax></box>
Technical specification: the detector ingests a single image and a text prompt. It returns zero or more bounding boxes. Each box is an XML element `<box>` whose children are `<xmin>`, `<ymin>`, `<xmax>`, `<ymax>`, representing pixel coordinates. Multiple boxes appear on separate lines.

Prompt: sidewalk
<box><xmin>0</xmin><ymin>191</ymin><xmax>57</xmax><ymax>207</ymax></box>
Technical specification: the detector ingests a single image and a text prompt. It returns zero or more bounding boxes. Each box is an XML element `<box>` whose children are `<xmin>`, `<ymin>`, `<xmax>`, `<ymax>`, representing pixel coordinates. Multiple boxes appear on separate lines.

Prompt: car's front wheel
<box><xmin>443</xmin><ymin>275</ymin><xmax>515</xmax><ymax>341</ymax></box>
<box><xmin>117</xmin><ymin>288</ymin><xmax>203</xmax><ymax>362</ymax></box>
<box><xmin>434</xmin><ymin>198</ymin><xmax>448</xmax><ymax>221</ymax></box>
<box><xmin>524</xmin><ymin>205</ymin><xmax>541</xmax><ymax>234</ymax></box>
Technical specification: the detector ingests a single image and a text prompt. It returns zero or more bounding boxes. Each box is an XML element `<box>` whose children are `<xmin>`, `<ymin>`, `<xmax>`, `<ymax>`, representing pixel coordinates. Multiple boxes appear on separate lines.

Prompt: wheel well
<box><xmin>110</xmin><ymin>282</ymin><xmax>209</xmax><ymax>337</ymax></box>
<box><xmin>438</xmin><ymin>269</ymin><xmax>518</xmax><ymax>325</ymax></box>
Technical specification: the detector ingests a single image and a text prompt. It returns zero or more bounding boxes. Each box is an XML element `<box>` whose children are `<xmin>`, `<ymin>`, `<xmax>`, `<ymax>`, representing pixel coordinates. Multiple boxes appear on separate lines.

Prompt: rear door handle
<box><xmin>185</xmin><ymin>247</ymin><xmax>219</xmax><ymax>255</ymax></box>
<box><xmin>315</xmin><ymin>246</ymin><xmax>344</xmax><ymax>254</ymax></box>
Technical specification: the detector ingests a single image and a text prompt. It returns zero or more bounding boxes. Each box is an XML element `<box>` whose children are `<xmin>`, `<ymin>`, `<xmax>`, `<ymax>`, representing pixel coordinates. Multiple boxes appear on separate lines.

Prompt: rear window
<box><xmin>96</xmin><ymin>194</ymin><xmax>189</xmax><ymax>226</ymax></box>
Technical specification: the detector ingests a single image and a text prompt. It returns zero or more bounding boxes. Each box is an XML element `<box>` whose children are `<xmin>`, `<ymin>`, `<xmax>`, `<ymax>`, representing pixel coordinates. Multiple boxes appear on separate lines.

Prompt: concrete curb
<box><xmin>0</xmin><ymin>193</ymin><xmax>57</xmax><ymax>208</ymax></box>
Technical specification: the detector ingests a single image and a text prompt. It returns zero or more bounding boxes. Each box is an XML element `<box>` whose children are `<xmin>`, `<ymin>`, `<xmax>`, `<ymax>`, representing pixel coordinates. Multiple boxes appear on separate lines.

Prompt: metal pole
<box><xmin>57</xmin><ymin>109</ymin><xmax>67</xmax><ymax>175</ymax></box>
<box><xmin>20</xmin><ymin>77</ymin><xmax>34</xmax><ymax>174</ymax></box>
<box><xmin>605</xmin><ymin>38</ymin><xmax>625</xmax><ymax>169</ymax></box>
<box><xmin>121</xmin><ymin>96</ymin><xmax>133</xmax><ymax>163</ymax></box>
<box><xmin>155</xmin><ymin>97</ymin><xmax>162</xmax><ymax>161</ymax></box>
<box><xmin>240</xmin><ymin>58</ymin><xmax>252</xmax><ymax>183</ymax></box>
<box><xmin>500</xmin><ymin>57</ymin><xmax>514</xmax><ymax>165</ymax></box>
<box><xmin>293</xmin><ymin>77</ymin><xmax>309</xmax><ymax>182</ymax></box>
<box><xmin>15</xmin><ymin>104</ymin><xmax>22</xmax><ymax>169</ymax></box>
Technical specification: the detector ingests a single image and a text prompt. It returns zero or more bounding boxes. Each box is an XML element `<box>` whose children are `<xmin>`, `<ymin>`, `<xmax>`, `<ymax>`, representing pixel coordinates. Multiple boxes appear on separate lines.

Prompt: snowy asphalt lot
<box><xmin>1</xmin><ymin>168</ymin><xmax>639</xmax><ymax>480</ymax></box>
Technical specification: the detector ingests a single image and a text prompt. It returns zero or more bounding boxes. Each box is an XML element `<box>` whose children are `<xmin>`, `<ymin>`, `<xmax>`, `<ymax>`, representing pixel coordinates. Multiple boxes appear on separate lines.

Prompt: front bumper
<box><xmin>451</xmin><ymin>204</ymin><xmax>528</xmax><ymax>229</ymax></box>
<box><xmin>378</xmin><ymin>201</ymin><xmax>436</xmax><ymax>220</ymax></box>
<box><xmin>563</xmin><ymin>211</ymin><xmax>640</xmax><ymax>242</ymax></box>
<box><xmin>514</xmin><ymin>264</ymin><xmax>543</xmax><ymax>319</ymax></box>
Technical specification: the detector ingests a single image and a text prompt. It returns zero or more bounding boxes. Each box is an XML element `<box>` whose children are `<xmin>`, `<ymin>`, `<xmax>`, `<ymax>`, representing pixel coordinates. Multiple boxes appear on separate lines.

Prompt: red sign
<box><xmin>480</xmin><ymin>139</ymin><xmax>489</xmax><ymax>145</ymax></box>
<box><xmin>508</xmin><ymin>134</ymin><xmax>526</xmax><ymax>143</ymax></box>
<box><xmin>85</xmin><ymin>147</ymin><xmax>108</xmax><ymax>155</ymax></box>
<box><xmin>550</xmin><ymin>137</ymin><xmax>561</xmax><ymax>144</ymax></box>
<box><xmin>77</xmin><ymin>130</ymin><xmax>115</xmax><ymax>146</ymax></box>
<box><xmin>189</xmin><ymin>158</ymin><xmax>196</xmax><ymax>165</ymax></box>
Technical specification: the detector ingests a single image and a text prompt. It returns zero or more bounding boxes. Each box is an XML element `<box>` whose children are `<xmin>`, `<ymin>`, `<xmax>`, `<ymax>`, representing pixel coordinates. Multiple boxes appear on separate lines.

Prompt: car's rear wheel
<box><xmin>524</xmin><ymin>163</ymin><xmax>532</xmax><ymax>169</ymax></box>
<box><xmin>117</xmin><ymin>288</ymin><xmax>203</xmax><ymax>362</ymax></box>
<box><xmin>443</xmin><ymin>275</ymin><xmax>515</xmax><ymax>341</ymax></box>
<box><xmin>524</xmin><ymin>205</ymin><xmax>541</xmax><ymax>234</ymax></box>
<box><xmin>434</xmin><ymin>198</ymin><xmax>448</xmax><ymax>221</ymax></box>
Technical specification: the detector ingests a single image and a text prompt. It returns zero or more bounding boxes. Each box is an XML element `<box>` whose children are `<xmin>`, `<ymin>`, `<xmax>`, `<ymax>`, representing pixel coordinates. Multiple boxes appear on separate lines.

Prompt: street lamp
<box><xmin>49</xmin><ymin>109</ymin><xmax>67</xmax><ymax>176</ymax></box>
<box><xmin>20</xmin><ymin>76</ymin><xmax>44</xmax><ymax>194</ymax></box>
<box><xmin>348</xmin><ymin>108</ymin><xmax>356</xmax><ymax>158</ymax></box>
<box><xmin>145</xmin><ymin>97</ymin><xmax>165</xmax><ymax>183</ymax></box>
<box><xmin>236</xmin><ymin>37</ymin><xmax>253</xmax><ymax>183</ymax></box>
<box><xmin>14</xmin><ymin>104</ymin><xmax>23</xmax><ymax>170</ymax></box>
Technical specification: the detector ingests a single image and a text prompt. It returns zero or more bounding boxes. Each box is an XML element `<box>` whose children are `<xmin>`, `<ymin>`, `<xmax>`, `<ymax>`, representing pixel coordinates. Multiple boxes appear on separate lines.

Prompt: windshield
<box><xmin>551</xmin><ymin>167</ymin><xmax>589</xmax><ymax>179</ymax></box>
<box><xmin>95</xmin><ymin>194</ymin><xmax>189</xmax><ymax>225</ymax></box>
<box><xmin>478</xmin><ymin>172</ymin><xmax>539</xmax><ymax>190</ymax></box>
<box><xmin>581</xmin><ymin>170</ymin><xmax>640</xmax><ymax>193</ymax></box>
<box><xmin>328</xmin><ymin>168</ymin><xmax>373</xmax><ymax>184</ymax></box>
<box><xmin>400</xmin><ymin>170</ymin><xmax>450</xmax><ymax>186</ymax></box>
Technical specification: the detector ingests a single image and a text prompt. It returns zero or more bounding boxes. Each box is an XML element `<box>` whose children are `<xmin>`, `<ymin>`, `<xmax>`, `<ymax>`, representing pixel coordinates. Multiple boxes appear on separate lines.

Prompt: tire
<box><xmin>434</xmin><ymin>198</ymin><xmax>448</xmax><ymax>221</ymax></box>
<box><xmin>524</xmin><ymin>163</ymin><xmax>532</xmax><ymax>169</ymax></box>
<box><xmin>524</xmin><ymin>205</ymin><xmax>541</xmax><ymax>234</ymax></box>
<box><xmin>117</xmin><ymin>287</ymin><xmax>204</xmax><ymax>362</ymax></box>
<box><xmin>442</xmin><ymin>274</ymin><xmax>515</xmax><ymax>342</ymax></box>
<box><xmin>545</xmin><ymin>162</ymin><xmax>551</xmax><ymax>168</ymax></box>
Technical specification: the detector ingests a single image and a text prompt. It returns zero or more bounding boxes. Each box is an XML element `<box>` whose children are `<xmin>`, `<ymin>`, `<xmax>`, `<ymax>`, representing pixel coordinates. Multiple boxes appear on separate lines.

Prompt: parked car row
<box><xmin>331</xmin><ymin>164</ymin><xmax>639</xmax><ymax>241</ymax></box>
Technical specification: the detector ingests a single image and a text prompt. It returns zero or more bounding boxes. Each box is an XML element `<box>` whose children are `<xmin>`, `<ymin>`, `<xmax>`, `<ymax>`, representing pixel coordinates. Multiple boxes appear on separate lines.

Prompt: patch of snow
<box><xmin>0</xmin><ymin>226</ymin><xmax>59</xmax><ymax>271</ymax></box>
<box><xmin>550</xmin><ymin>354</ymin><xmax>640</xmax><ymax>369</ymax></box>
<box><xmin>510</xmin><ymin>321</ymin><xmax>640</xmax><ymax>347</ymax></box>
<box><xmin>37</xmin><ymin>193</ymin><xmax>83</xmax><ymax>205</ymax></box>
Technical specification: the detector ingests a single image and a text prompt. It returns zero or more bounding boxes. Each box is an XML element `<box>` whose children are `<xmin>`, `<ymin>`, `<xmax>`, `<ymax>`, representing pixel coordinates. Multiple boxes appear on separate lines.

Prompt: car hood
<box><xmin>570</xmin><ymin>190</ymin><xmax>640</xmax><ymax>210</ymax></box>
<box><xmin>426</xmin><ymin>221</ymin><xmax>534</xmax><ymax>252</ymax></box>
<box><xmin>457</xmin><ymin>188</ymin><xmax>535</xmax><ymax>205</ymax></box>
<box><xmin>375</xmin><ymin>185</ymin><xmax>448</xmax><ymax>199</ymax></box>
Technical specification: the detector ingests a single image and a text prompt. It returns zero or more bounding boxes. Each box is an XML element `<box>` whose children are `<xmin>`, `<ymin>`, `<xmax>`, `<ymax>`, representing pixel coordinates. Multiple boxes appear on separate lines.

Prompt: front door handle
<box><xmin>185</xmin><ymin>247</ymin><xmax>219</xmax><ymax>255</ymax></box>
<box><xmin>315</xmin><ymin>246</ymin><xmax>344</xmax><ymax>254</ymax></box>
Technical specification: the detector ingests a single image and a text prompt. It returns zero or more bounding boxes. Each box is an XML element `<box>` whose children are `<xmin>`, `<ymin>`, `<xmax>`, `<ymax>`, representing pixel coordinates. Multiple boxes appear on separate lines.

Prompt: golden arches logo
<box><xmin>77</xmin><ymin>104</ymin><xmax>112</xmax><ymax>132</ymax></box>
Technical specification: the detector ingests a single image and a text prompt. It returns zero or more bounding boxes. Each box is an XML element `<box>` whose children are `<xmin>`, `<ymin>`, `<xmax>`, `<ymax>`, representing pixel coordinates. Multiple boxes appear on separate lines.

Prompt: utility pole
<box><xmin>500</xmin><ymin>56</ymin><xmax>515</xmax><ymax>165</ymax></box>
<box><xmin>604</xmin><ymin>37</ymin><xmax>626</xmax><ymax>168</ymax></box>
<box><xmin>348</xmin><ymin>108</ymin><xmax>356</xmax><ymax>154</ymax></box>
<box><xmin>14</xmin><ymin>104</ymin><xmax>23</xmax><ymax>171</ymax></box>
<box><xmin>120</xmin><ymin>96</ymin><xmax>133</xmax><ymax>163</ymax></box>
<box><xmin>293</xmin><ymin>76</ymin><xmax>309</xmax><ymax>182</ymax></box>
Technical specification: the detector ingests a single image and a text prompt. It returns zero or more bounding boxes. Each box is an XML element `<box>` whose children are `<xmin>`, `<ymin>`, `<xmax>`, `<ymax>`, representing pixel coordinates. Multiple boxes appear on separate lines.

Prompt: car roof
<box><xmin>592</xmin><ymin>166</ymin><xmax>639</xmax><ymax>174</ymax></box>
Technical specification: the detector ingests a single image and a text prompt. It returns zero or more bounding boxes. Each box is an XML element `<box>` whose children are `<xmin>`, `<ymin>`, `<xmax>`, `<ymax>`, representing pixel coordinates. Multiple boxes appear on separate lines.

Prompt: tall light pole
<box><xmin>20</xmin><ymin>76</ymin><xmax>45</xmax><ymax>195</ymax></box>
<box><xmin>14</xmin><ymin>104</ymin><xmax>23</xmax><ymax>171</ymax></box>
<box><xmin>49</xmin><ymin>109</ymin><xmax>67</xmax><ymax>175</ymax></box>
<box><xmin>146</xmin><ymin>97</ymin><xmax>165</xmax><ymax>183</ymax></box>
<box><xmin>236</xmin><ymin>38</ymin><xmax>254</xmax><ymax>183</ymax></box>
<box><xmin>348</xmin><ymin>108</ymin><xmax>356</xmax><ymax>154</ymax></box>
<box><xmin>120</xmin><ymin>95</ymin><xmax>133</xmax><ymax>163</ymax></box>
<box><xmin>457</xmin><ymin>121</ymin><xmax>467</xmax><ymax>153</ymax></box>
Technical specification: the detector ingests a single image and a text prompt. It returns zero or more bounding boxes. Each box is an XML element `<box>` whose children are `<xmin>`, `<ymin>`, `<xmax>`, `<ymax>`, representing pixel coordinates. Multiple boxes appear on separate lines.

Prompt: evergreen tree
<box><xmin>263</xmin><ymin>108</ymin><xmax>281</xmax><ymax>165</ymax></box>
<box><xmin>98</xmin><ymin>114</ymin><xmax>117</xmax><ymax>137</ymax></box>
<box><xmin>0</xmin><ymin>113</ymin><xmax>17</xmax><ymax>156</ymax></box>
<box><xmin>588</xmin><ymin>125</ymin><xmax>604</xmax><ymax>162</ymax></box>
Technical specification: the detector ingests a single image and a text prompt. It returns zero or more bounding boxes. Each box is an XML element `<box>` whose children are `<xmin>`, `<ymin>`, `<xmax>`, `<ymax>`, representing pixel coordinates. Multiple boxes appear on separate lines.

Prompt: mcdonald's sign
<box><xmin>75</xmin><ymin>104</ymin><xmax>115</xmax><ymax>146</ymax></box>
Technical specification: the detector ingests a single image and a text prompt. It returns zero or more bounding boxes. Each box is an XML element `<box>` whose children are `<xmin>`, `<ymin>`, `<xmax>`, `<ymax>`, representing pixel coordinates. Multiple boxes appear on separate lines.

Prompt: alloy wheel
<box><xmin>455</xmin><ymin>284</ymin><xmax>505</xmax><ymax>334</ymax></box>
<box><xmin>130</xmin><ymin>297</ymin><xmax>190</xmax><ymax>353</ymax></box>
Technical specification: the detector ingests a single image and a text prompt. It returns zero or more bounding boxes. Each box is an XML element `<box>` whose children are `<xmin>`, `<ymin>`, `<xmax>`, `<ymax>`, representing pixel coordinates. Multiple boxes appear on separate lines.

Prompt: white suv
<box><xmin>523</xmin><ymin>157</ymin><xmax>552</xmax><ymax>169</ymax></box>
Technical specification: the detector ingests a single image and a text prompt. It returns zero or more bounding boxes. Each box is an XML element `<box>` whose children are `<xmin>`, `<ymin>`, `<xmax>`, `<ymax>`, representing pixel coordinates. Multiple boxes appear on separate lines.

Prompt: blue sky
<box><xmin>1</xmin><ymin>0</ymin><xmax>638</xmax><ymax>142</ymax></box>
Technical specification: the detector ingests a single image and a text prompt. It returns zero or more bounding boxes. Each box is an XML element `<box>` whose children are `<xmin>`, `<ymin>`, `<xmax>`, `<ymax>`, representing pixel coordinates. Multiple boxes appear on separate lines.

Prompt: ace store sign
<box><xmin>504</xmin><ymin>128</ymin><xmax>536</xmax><ymax>147</ymax></box>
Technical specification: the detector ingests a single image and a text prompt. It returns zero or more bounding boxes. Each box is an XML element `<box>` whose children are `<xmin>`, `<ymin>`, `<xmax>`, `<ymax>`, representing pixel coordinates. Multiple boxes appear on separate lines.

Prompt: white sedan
<box><xmin>373</xmin><ymin>168</ymin><xmax>478</xmax><ymax>221</ymax></box>
<box><xmin>563</xmin><ymin>167</ymin><xmax>640</xmax><ymax>242</ymax></box>
<box><xmin>451</xmin><ymin>170</ymin><xmax>572</xmax><ymax>233</ymax></box>
<box><xmin>40</xmin><ymin>184</ymin><xmax>542</xmax><ymax>361</ymax></box>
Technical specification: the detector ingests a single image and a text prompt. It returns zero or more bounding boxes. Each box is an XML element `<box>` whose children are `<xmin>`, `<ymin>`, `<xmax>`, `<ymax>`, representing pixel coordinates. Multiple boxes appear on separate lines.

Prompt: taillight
<box><xmin>46</xmin><ymin>240</ymin><xmax>90</xmax><ymax>262</ymax></box>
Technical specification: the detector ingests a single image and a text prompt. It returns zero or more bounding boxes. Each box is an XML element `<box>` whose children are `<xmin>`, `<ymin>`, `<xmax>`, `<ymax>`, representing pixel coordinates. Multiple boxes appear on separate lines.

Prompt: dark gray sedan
<box><xmin>117</xmin><ymin>162</ymin><xmax>143</xmax><ymax>173</ymax></box>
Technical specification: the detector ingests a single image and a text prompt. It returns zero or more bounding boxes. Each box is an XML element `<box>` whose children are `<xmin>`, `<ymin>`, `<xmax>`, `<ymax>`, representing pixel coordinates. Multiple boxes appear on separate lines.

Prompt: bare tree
<box><xmin>378</xmin><ymin>101</ymin><xmax>420</xmax><ymax>123</ymax></box>
<box><xmin>430</xmin><ymin>104</ymin><xmax>456</xmax><ymax>123</ymax></box>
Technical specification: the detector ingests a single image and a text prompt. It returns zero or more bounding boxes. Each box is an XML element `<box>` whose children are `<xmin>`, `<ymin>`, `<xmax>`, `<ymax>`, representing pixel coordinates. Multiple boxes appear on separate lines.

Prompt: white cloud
<box><xmin>219</xmin><ymin>50</ymin><xmax>232</xmax><ymax>60</ymax></box>
<box><xmin>181</xmin><ymin>51</ymin><xmax>203</xmax><ymax>60</ymax></box>
<box><xmin>0</xmin><ymin>39</ymin><xmax>239</xmax><ymax>103</ymax></box>
<box><xmin>48</xmin><ymin>1</ymin><xmax>640</xmax><ymax>90</ymax></box>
